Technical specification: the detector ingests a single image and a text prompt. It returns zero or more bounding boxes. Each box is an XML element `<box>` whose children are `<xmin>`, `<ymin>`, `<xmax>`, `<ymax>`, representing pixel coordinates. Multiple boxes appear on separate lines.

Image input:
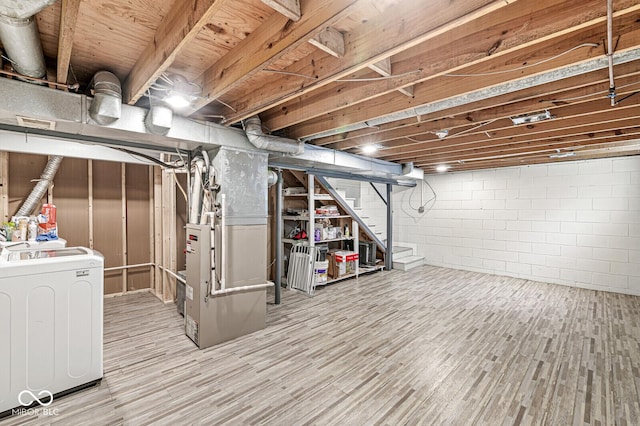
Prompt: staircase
<box><xmin>392</xmin><ymin>246</ymin><xmax>424</xmax><ymax>271</ymax></box>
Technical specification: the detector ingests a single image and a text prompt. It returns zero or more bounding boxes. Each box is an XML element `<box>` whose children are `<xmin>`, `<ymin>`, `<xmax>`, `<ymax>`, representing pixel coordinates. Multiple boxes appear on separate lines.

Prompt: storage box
<box><xmin>326</xmin><ymin>227</ymin><xmax>337</xmax><ymax>240</ymax></box>
<box><xmin>327</xmin><ymin>253</ymin><xmax>339</xmax><ymax>279</ymax></box>
<box><xmin>334</xmin><ymin>251</ymin><xmax>359</xmax><ymax>263</ymax></box>
<box><xmin>333</xmin><ymin>250</ymin><xmax>358</xmax><ymax>275</ymax></box>
<box><xmin>314</xmin><ymin>260</ymin><xmax>329</xmax><ymax>285</ymax></box>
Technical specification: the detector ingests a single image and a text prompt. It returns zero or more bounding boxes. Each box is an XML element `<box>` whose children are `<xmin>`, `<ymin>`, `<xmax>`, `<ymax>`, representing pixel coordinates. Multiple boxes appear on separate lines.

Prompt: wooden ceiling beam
<box><xmin>218</xmin><ymin>0</ymin><xmax>513</xmax><ymax>123</ymax></box>
<box><xmin>367</xmin><ymin>57</ymin><xmax>414</xmax><ymax>98</ymax></box>
<box><xmin>386</xmin><ymin>121</ymin><xmax>640</xmax><ymax>167</ymax></box>
<box><xmin>261</xmin><ymin>0</ymin><xmax>301</xmax><ymax>21</ymax></box>
<box><xmin>288</xmin><ymin>20</ymin><xmax>640</xmax><ymax>139</ymax></box>
<box><xmin>392</xmin><ymin>128</ymin><xmax>640</xmax><ymax>165</ymax></box>
<box><xmin>417</xmin><ymin>141</ymin><xmax>640</xmax><ymax>172</ymax></box>
<box><xmin>190</xmin><ymin>0</ymin><xmax>362</xmax><ymax>113</ymax></box>
<box><xmin>372</xmin><ymin>95</ymin><xmax>640</xmax><ymax>158</ymax></box>
<box><xmin>122</xmin><ymin>0</ymin><xmax>231</xmax><ymax>105</ymax></box>
<box><xmin>314</xmin><ymin>63</ymin><xmax>640</xmax><ymax>148</ymax></box>
<box><xmin>325</xmin><ymin>74</ymin><xmax>640</xmax><ymax>151</ymax></box>
<box><xmin>56</xmin><ymin>0</ymin><xmax>81</xmax><ymax>86</ymax></box>
<box><xmin>308</xmin><ymin>27</ymin><xmax>345</xmax><ymax>58</ymax></box>
<box><xmin>269</xmin><ymin>1</ymin><xmax>640</xmax><ymax>134</ymax></box>
<box><xmin>416</xmin><ymin>138</ymin><xmax>640</xmax><ymax>172</ymax></box>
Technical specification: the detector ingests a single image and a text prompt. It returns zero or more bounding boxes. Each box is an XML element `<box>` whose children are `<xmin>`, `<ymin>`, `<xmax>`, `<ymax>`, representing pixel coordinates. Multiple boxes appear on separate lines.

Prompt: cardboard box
<box><xmin>327</xmin><ymin>253</ymin><xmax>338</xmax><ymax>278</ymax></box>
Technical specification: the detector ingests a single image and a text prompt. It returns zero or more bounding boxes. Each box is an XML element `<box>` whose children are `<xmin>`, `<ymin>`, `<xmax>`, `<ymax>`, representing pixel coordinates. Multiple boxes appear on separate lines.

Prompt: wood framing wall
<box><xmin>1</xmin><ymin>152</ymin><xmax>187</xmax><ymax>299</ymax></box>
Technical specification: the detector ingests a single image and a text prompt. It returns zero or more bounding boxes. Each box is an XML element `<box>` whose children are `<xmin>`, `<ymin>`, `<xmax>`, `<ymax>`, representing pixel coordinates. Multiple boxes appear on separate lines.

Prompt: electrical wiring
<box><xmin>547</xmin><ymin>80</ymin><xmax>640</xmax><ymax>103</ymax></box>
<box><xmin>335</xmin><ymin>69</ymin><xmax>422</xmax><ymax>82</ymax></box>
<box><xmin>407</xmin><ymin>177</ymin><xmax>437</xmax><ymax>214</ymax></box>
<box><xmin>112</xmin><ymin>147</ymin><xmax>184</xmax><ymax>169</ymax></box>
<box><xmin>404</xmin><ymin>119</ymin><xmax>498</xmax><ymax>143</ymax></box>
<box><xmin>444</xmin><ymin>43</ymin><xmax>599</xmax><ymax>77</ymax></box>
<box><xmin>214</xmin><ymin>97</ymin><xmax>237</xmax><ymax>112</ymax></box>
<box><xmin>262</xmin><ymin>68</ymin><xmax>423</xmax><ymax>82</ymax></box>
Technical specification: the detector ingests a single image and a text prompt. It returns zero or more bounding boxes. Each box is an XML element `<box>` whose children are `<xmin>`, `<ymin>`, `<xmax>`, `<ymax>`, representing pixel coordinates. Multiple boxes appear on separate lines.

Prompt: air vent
<box><xmin>16</xmin><ymin>116</ymin><xmax>56</xmax><ymax>130</ymax></box>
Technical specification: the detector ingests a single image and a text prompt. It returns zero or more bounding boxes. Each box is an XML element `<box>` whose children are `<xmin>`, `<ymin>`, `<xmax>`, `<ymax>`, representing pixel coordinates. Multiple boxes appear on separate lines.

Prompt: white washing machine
<box><xmin>0</xmin><ymin>247</ymin><xmax>104</xmax><ymax>416</ymax></box>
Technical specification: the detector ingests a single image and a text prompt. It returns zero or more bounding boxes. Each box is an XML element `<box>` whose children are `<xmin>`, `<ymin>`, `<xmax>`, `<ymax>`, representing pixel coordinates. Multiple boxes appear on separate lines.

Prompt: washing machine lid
<box><xmin>0</xmin><ymin>246</ymin><xmax>104</xmax><ymax>278</ymax></box>
<box><xmin>7</xmin><ymin>247</ymin><xmax>91</xmax><ymax>262</ymax></box>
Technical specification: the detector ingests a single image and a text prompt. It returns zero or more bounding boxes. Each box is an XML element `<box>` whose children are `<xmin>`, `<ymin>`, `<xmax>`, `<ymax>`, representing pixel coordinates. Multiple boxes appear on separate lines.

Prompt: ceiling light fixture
<box><xmin>149</xmin><ymin>73</ymin><xmax>202</xmax><ymax>110</ymax></box>
<box><xmin>510</xmin><ymin>110</ymin><xmax>553</xmax><ymax>125</ymax></box>
<box><xmin>436</xmin><ymin>164</ymin><xmax>450</xmax><ymax>172</ymax></box>
<box><xmin>549</xmin><ymin>149</ymin><xmax>576</xmax><ymax>159</ymax></box>
<box><xmin>361</xmin><ymin>144</ymin><xmax>379</xmax><ymax>154</ymax></box>
<box><xmin>434</xmin><ymin>129</ymin><xmax>449</xmax><ymax>139</ymax></box>
<box><xmin>164</xmin><ymin>94</ymin><xmax>191</xmax><ymax>108</ymax></box>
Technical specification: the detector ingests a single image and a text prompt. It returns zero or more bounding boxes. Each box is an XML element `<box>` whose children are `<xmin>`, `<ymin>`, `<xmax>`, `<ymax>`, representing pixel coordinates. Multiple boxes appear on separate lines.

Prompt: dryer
<box><xmin>0</xmin><ymin>247</ymin><xmax>104</xmax><ymax>416</ymax></box>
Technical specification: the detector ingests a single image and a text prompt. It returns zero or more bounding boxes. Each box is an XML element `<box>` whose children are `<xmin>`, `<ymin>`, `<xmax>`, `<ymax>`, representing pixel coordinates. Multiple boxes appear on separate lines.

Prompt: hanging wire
<box><xmin>262</xmin><ymin>68</ymin><xmax>423</xmax><ymax>82</ymax></box>
<box><xmin>336</xmin><ymin>69</ymin><xmax>422</xmax><ymax>82</ymax></box>
<box><xmin>214</xmin><ymin>97</ymin><xmax>237</xmax><ymax>112</ymax></box>
<box><xmin>408</xmin><ymin>177</ymin><xmax>437</xmax><ymax>213</ymax></box>
<box><xmin>444</xmin><ymin>43</ymin><xmax>599</xmax><ymax>77</ymax></box>
<box><xmin>1</xmin><ymin>54</ymin><xmax>16</xmax><ymax>65</ymax></box>
<box><xmin>547</xmin><ymin>80</ymin><xmax>640</xmax><ymax>103</ymax></box>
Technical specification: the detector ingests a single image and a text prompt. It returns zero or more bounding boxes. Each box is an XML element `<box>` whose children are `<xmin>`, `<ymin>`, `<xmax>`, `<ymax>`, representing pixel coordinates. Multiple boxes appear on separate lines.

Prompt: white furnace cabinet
<box><xmin>0</xmin><ymin>247</ymin><xmax>104</xmax><ymax>415</ymax></box>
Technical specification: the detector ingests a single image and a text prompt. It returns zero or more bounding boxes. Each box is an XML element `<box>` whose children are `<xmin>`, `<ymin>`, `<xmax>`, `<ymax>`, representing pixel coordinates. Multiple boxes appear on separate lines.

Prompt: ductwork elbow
<box><xmin>0</xmin><ymin>0</ymin><xmax>56</xmax><ymax>79</ymax></box>
<box><xmin>244</xmin><ymin>116</ymin><xmax>303</xmax><ymax>155</ymax></box>
<box><xmin>89</xmin><ymin>70</ymin><xmax>122</xmax><ymax>125</ymax></box>
<box><xmin>15</xmin><ymin>154</ymin><xmax>62</xmax><ymax>217</ymax></box>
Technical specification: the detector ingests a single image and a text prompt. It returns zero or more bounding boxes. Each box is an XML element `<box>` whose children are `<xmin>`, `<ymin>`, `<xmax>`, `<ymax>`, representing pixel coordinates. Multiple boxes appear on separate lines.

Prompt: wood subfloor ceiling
<box><xmin>4</xmin><ymin>266</ymin><xmax>640</xmax><ymax>425</ymax></box>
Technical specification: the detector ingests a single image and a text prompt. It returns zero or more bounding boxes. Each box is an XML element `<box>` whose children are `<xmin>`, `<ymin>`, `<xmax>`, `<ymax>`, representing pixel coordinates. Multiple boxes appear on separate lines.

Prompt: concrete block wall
<box><xmin>392</xmin><ymin>157</ymin><xmax>640</xmax><ymax>295</ymax></box>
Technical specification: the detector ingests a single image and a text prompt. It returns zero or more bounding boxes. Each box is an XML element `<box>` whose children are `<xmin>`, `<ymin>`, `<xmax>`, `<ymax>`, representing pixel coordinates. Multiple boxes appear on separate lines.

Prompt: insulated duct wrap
<box><xmin>15</xmin><ymin>155</ymin><xmax>62</xmax><ymax>216</ymax></box>
<box><xmin>244</xmin><ymin>116</ymin><xmax>303</xmax><ymax>155</ymax></box>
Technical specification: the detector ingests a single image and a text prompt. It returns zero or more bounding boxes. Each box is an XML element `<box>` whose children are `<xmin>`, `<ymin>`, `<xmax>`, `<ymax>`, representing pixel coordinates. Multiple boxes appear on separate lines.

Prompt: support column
<box><xmin>274</xmin><ymin>168</ymin><xmax>282</xmax><ymax>305</ymax></box>
<box><xmin>385</xmin><ymin>184</ymin><xmax>393</xmax><ymax>270</ymax></box>
<box><xmin>0</xmin><ymin>152</ymin><xmax>9</xmax><ymax>221</ymax></box>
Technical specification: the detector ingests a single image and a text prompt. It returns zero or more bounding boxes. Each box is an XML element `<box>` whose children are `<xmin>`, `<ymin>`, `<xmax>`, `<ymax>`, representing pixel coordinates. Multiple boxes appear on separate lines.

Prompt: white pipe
<box><xmin>209</xmin><ymin>282</ymin><xmax>273</xmax><ymax>297</ymax></box>
<box><xmin>104</xmin><ymin>262</ymin><xmax>154</xmax><ymax>272</ymax></box>
<box><xmin>189</xmin><ymin>158</ymin><xmax>204</xmax><ymax>224</ymax></box>
<box><xmin>158</xmin><ymin>265</ymin><xmax>186</xmax><ymax>284</ymax></box>
<box><xmin>219</xmin><ymin>194</ymin><xmax>226</xmax><ymax>290</ymax></box>
<box><xmin>606</xmin><ymin>0</ymin><xmax>616</xmax><ymax>106</ymax></box>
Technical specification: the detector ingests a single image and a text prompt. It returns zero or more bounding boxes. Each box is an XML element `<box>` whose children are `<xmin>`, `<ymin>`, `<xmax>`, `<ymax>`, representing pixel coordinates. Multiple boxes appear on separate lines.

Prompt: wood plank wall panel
<box><xmin>54</xmin><ymin>157</ymin><xmax>89</xmax><ymax>247</ymax></box>
<box><xmin>125</xmin><ymin>164</ymin><xmax>151</xmax><ymax>291</ymax></box>
<box><xmin>7</xmin><ymin>153</ymin><xmax>47</xmax><ymax>217</ymax></box>
<box><xmin>175</xmin><ymin>173</ymin><xmax>187</xmax><ymax>273</ymax></box>
<box><xmin>93</xmin><ymin>160</ymin><xmax>124</xmax><ymax>295</ymax></box>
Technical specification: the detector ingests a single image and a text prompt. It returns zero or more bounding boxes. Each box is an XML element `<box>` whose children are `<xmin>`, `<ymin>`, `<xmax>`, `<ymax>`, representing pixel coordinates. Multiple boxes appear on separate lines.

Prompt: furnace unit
<box><xmin>184</xmin><ymin>148</ymin><xmax>270</xmax><ymax>349</ymax></box>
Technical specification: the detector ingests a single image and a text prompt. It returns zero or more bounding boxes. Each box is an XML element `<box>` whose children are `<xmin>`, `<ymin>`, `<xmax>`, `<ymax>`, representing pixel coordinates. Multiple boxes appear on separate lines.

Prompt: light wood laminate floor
<box><xmin>3</xmin><ymin>266</ymin><xmax>640</xmax><ymax>425</ymax></box>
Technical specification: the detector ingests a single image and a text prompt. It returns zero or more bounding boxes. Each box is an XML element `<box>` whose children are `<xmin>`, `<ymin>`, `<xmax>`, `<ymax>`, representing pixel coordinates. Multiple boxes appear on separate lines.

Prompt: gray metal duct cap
<box><xmin>89</xmin><ymin>71</ymin><xmax>122</xmax><ymax>125</ymax></box>
<box><xmin>0</xmin><ymin>0</ymin><xmax>57</xmax><ymax>20</ymax></box>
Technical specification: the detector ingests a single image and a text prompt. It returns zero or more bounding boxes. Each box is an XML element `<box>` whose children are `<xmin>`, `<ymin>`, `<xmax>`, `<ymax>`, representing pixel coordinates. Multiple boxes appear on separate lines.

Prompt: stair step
<box><xmin>393</xmin><ymin>255</ymin><xmax>424</xmax><ymax>271</ymax></box>
<box><xmin>392</xmin><ymin>246</ymin><xmax>413</xmax><ymax>259</ymax></box>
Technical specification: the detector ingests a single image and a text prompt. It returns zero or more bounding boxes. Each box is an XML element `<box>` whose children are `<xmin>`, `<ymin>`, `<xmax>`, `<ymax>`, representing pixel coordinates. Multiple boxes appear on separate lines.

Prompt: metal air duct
<box><xmin>15</xmin><ymin>154</ymin><xmax>62</xmax><ymax>216</ymax></box>
<box><xmin>244</xmin><ymin>116</ymin><xmax>303</xmax><ymax>155</ymax></box>
<box><xmin>0</xmin><ymin>0</ymin><xmax>56</xmax><ymax>79</ymax></box>
<box><xmin>88</xmin><ymin>70</ymin><xmax>122</xmax><ymax>125</ymax></box>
